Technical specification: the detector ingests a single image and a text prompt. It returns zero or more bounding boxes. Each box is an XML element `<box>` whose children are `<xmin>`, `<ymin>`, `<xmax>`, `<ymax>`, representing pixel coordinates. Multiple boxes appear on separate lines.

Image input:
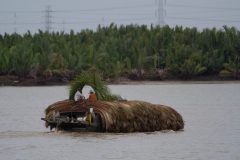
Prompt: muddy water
<box><xmin>0</xmin><ymin>83</ymin><xmax>240</xmax><ymax>160</ymax></box>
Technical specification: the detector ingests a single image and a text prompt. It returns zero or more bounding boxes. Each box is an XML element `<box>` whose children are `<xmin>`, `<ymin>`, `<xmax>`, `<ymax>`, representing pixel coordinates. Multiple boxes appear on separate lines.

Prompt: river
<box><xmin>0</xmin><ymin>83</ymin><xmax>239</xmax><ymax>160</ymax></box>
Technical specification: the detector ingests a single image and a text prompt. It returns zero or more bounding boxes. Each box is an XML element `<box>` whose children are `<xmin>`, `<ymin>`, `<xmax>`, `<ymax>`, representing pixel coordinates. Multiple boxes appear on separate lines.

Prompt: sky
<box><xmin>0</xmin><ymin>0</ymin><xmax>240</xmax><ymax>35</ymax></box>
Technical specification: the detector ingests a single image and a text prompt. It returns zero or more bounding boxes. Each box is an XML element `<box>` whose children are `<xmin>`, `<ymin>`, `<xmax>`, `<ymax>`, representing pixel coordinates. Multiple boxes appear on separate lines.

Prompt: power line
<box><xmin>53</xmin><ymin>4</ymin><xmax>155</xmax><ymax>12</ymax></box>
<box><xmin>165</xmin><ymin>4</ymin><xmax>240</xmax><ymax>10</ymax></box>
<box><xmin>167</xmin><ymin>9</ymin><xmax>237</xmax><ymax>15</ymax></box>
<box><xmin>166</xmin><ymin>16</ymin><xmax>240</xmax><ymax>23</ymax></box>
<box><xmin>53</xmin><ymin>16</ymin><xmax>155</xmax><ymax>24</ymax></box>
<box><xmin>186</xmin><ymin>14</ymin><xmax>240</xmax><ymax>19</ymax></box>
<box><xmin>0</xmin><ymin>22</ymin><xmax>42</xmax><ymax>25</ymax></box>
<box><xmin>0</xmin><ymin>11</ymin><xmax>42</xmax><ymax>13</ymax></box>
<box><xmin>53</xmin><ymin>13</ymin><xmax>153</xmax><ymax>18</ymax></box>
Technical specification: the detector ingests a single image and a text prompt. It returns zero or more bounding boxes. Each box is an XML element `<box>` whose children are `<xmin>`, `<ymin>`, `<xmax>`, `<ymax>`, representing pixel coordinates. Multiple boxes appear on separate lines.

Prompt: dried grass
<box><xmin>45</xmin><ymin>99</ymin><xmax>184</xmax><ymax>132</ymax></box>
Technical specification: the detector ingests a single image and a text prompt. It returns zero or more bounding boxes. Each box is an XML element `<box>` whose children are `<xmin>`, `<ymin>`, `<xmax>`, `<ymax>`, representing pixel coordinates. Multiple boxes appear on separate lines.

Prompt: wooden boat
<box><xmin>41</xmin><ymin>99</ymin><xmax>184</xmax><ymax>132</ymax></box>
<box><xmin>41</xmin><ymin>110</ymin><xmax>102</xmax><ymax>132</ymax></box>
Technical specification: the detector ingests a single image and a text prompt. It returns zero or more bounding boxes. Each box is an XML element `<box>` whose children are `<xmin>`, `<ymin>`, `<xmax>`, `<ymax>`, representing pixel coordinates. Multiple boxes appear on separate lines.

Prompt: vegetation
<box><xmin>69</xmin><ymin>71</ymin><xmax>123</xmax><ymax>101</ymax></box>
<box><xmin>1</xmin><ymin>24</ymin><xmax>240</xmax><ymax>84</ymax></box>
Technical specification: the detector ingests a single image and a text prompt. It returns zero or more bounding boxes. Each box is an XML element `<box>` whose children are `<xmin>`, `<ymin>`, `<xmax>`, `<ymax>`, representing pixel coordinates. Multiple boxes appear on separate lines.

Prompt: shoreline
<box><xmin>111</xmin><ymin>80</ymin><xmax>240</xmax><ymax>85</ymax></box>
<box><xmin>1</xmin><ymin>75</ymin><xmax>239</xmax><ymax>86</ymax></box>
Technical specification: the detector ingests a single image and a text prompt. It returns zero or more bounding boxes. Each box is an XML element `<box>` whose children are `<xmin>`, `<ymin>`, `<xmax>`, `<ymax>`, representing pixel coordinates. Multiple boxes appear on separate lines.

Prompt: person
<box><xmin>85</xmin><ymin>111</ymin><xmax>91</xmax><ymax>124</ymax></box>
<box><xmin>52</xmin><ymin>111</ymin><xmax>60</xmax><ymax>122</ymax></box>
<box><xmin>88</xmin><ymin>90</ymin><xmax>97</xmax><ymax>101</ymax></box>
<box><xmin>85</xmin><ymin>108</ymin><xmax>95</xmax><ymax>124</ymax></box>
<box><xmin>74</xmin><ymin>88</ymin><xmax>85</xmax><ymax>101</ymax></box>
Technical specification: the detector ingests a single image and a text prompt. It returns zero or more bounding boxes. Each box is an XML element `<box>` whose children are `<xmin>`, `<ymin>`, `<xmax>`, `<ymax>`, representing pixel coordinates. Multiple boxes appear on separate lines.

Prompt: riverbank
<box><xmin>0</xmin><ymin>75</ymin><xmax>239</xmax><ymax>86</ymax></box>
<box><xmin>0</xmin><ymin>75</ymin><xmax>69</xmax><ymax>86</ymax></box>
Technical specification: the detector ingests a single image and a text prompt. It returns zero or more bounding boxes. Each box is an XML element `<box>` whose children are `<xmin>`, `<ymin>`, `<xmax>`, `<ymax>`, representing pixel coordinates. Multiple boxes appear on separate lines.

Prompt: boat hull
<box><xmin>41</xmin><ymin>117</ymin><xmax>102</xmax><ymax>132</ymax></box>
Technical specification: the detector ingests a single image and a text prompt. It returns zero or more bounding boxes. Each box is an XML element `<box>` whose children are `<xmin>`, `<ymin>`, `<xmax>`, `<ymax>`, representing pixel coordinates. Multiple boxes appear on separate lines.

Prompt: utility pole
<box><xmin>44</xmin><ymin>5</ymin><xmax>52</xmax><ymax>32</ymax></box>
<box><xmin>62</xmin><ymin>20</ymin><xmax>65</xmax><ymax>32</ymax></box>
<box><xmin>156</xmin><ymin>0</ymin><xmax>165</xmax><ymax>27</ymax></box>
<box><xmin>102</xmin><ymin>17</ymin><xmax>105</xmax><ymax>27</ymax></box>
<box><xmin>14</xmin><ymin>12</ymin><xmax>17</xmax><ymax>33</ymax></box>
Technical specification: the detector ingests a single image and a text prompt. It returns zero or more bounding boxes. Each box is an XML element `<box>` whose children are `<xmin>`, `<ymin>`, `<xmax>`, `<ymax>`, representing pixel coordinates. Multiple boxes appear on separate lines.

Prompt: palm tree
<box><xmin>202</xmin><ymin>49</ymin><xmax>225</xmax><ymax>75</ymax></box>
<box><xmin>1</xmin><ymin>25</ymin><xmax>240</xmax><ymax>82</ymax></box>
<box><xmin>179</xmin><ymin>54</ymin><xmax>207</xmax><ymax>79</ymax></box>
<box><xmin>219</xmin><ymin>57</ymin><xmax>240</xmax><ymax>79</ymax></box>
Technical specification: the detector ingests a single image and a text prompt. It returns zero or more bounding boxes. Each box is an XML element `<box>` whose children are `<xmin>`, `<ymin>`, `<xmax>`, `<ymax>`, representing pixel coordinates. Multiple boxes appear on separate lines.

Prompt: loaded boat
<box><xmin>41</xmin><ymin>72</ymin><xmax>184</xmax><ymax>133</ymax></box>
<box><xmin>41</xmin><ymin>99</ymin><xmax>184</xmax><ymax>133</ymax></box>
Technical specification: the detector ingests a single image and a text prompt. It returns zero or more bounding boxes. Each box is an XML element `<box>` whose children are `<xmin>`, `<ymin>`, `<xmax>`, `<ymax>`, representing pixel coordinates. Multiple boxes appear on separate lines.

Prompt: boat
<box><xmin>41</xmin><ymin>116</ymin><xmax>102</xmax><ymax>132</ymax></box>
<box><xmin>41</xmin><ymin>105</ymin><xmax>102</xmax><ymax>132</ymax></box>
<box><xmin>41</xmin><ymin>99</ymin><xmax>184</xmax><ymax>133</ymax></box>
<box><xmin>41</xmin><ymin>72</ymin><xmax>184</xmax><ymax>132</ymax></box>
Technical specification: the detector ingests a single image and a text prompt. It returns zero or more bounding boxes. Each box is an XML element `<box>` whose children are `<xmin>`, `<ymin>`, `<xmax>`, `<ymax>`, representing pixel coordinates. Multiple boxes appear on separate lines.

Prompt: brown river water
<box><xmin>0</xmin><ymin>83</ymin><xmax>240</xmax><ymax>160</ymax></box>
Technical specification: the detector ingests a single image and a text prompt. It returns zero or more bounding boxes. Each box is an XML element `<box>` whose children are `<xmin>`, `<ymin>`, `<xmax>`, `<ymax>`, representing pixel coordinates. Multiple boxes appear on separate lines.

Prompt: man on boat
<box><xmin>52</xmin><ymin>111</ymin><xmax>60</xmax><ymax>122</ymax></box>
<box><xmin>85</xmin><ymin>108</ymin><xmax>95</xmax><ymax>125</ymax></box>
<box><xmin>74</xmin><ymin>88</ymin><xmax>85</xmax><ymax>101</ymax></box>
<box><xmin>88</xmin><ymin>90</ymin><xmax>97</xmax><ymax>101</ymax></box>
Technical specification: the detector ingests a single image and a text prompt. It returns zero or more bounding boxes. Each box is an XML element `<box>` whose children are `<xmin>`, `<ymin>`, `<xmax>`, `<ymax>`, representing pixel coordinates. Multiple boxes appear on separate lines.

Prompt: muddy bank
<box><xmin>0</xmin><ymin>75</ymin><xmax>239</xmax><ymax>86</ymax></box>
<box><xmin>0</xmin><ymin>76</ymin><xmax>70</xmax><ymax>86</ymax></box>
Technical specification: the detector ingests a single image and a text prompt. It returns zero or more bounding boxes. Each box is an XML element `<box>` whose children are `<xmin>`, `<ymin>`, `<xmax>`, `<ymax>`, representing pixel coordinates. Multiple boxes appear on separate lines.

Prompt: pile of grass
<box><xmin>45</xmin><ymin>99</ymin><xmax>184</xmax><ymax>132</ymax></box>
<box><xmin>69</xmin><ymin>71</ymin><xmax>123</xmax><ymax>101</ymax></box>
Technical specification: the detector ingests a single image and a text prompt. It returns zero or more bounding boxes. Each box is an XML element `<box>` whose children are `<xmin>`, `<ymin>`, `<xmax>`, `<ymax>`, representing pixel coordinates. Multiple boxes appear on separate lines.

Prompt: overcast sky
<box><xmin>1</xmin><ymin>0</ymin><xmax>240</xmax><ymax>35</ymax></box>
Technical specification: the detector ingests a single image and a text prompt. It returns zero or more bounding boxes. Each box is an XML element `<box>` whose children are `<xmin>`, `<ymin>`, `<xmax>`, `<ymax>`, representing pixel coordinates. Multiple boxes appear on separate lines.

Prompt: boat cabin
<box><xmin>41</xmin><ymin>110</ymin><xmax>102</xmax><ymax>132</ymax></box>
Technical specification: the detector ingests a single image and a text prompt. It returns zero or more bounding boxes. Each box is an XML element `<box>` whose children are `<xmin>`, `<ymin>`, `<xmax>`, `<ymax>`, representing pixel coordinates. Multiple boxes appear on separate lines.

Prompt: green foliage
<box><xmin>181</xmin><ymin>53</ymin><xmax>207</xmax><ymax>78</ymax></box>
<box><xmin>69</xmin><ymin>71</ymin><xmax>123</xmax><ymax>101</ymax></box>
<box><xmin>1</xmin><ymin>25</ymin><xmax>240</xmax><ymax>80</ymax></box>
<box><xmin>219</xmin><ymin>57</ymin><xmax>240</xmax><ymax>79</ymax></box>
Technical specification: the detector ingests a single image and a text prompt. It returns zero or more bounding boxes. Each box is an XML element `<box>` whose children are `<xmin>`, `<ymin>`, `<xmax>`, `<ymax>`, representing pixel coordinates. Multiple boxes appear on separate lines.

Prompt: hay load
<box><xmin>42</xmin><ymin>72</ymin><xmax>184</xmax><ymax>132</ymax></box>
<box><xmin>44</xmin><ymin>99</ymin><xmax>184</xmax><ymax>132</ymax></box>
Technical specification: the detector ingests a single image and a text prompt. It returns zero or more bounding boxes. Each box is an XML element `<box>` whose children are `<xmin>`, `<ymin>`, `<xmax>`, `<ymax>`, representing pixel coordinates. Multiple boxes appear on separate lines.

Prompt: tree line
<box><xmin>0</xmin><ymin>23</ymin><xmax>240</xmax><ymax>83</ymax></box>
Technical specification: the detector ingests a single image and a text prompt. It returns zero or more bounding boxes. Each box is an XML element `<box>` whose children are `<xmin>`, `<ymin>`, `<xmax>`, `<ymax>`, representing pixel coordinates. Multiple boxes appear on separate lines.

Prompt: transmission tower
<box><xmin>62</xmin><ymin>20</ymin><xmax>65</xmax><ymax>32</ymax></box>
<box><xmin>44</xmin><ymin>5</ymin><xmax>52</xmax><ymax>32</ymax></box>
<box><xmin>156</xmin><ymin>0</ymin><xmax>165</xmax><ymax>27</ymax></box>
<box><xmin>102</xmin><ymin>17</ymin><xmax>105</xmax><ymax>27</ymax></box>
<box><xmin>14</xmin><ymin>13</ymin><xmax>17</xmax><ymax>33</ymax></box>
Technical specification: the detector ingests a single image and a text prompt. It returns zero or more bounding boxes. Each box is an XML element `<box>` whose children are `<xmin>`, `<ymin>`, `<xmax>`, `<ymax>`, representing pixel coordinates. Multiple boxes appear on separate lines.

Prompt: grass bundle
<box><xmin>68</xmin><ymin>71</ymin><xmax>123</xmax><ymax>101</ymax></box>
